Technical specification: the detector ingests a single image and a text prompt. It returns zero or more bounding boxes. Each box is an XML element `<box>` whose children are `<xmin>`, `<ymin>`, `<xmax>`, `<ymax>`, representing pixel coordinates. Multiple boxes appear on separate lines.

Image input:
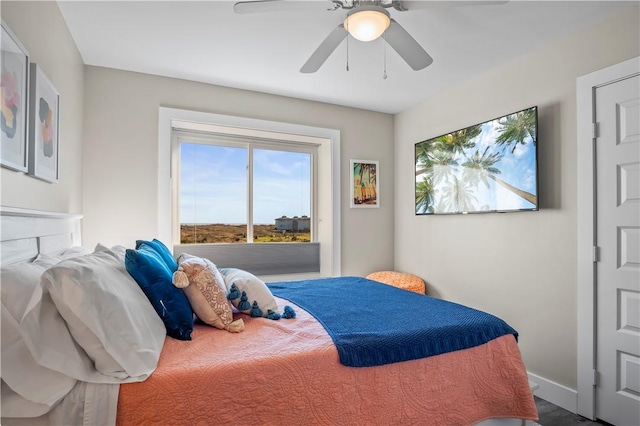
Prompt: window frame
<box><xmin>158</xmin><ymin>107</ymin><xmax>341</xmax><ymax>280</ymax></box>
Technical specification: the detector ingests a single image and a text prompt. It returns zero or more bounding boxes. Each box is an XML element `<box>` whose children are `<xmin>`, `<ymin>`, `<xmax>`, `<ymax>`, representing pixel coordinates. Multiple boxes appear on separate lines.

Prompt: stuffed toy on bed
<box><xmin>172</xmin><ymin>254</ymin><xmax>244</xmax><ymax>333</ymax></box>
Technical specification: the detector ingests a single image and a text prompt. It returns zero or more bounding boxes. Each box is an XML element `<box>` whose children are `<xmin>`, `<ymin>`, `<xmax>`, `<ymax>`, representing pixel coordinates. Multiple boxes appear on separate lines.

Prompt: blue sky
<box><xmin>180</xmin><ymin>143</ymin><xmax>311</xmax><ymax>224</ymax></box>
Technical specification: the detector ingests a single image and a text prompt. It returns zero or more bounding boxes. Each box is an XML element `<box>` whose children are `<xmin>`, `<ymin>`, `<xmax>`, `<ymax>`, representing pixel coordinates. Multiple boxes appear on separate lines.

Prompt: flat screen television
<box><xmin>415</xmin><ymin>106</ymin><xmax>538</xmax><ymax>215</ymax></box>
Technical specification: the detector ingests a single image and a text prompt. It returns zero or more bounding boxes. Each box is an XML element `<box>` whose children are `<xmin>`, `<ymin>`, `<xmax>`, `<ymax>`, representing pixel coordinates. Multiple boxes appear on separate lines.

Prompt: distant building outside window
<box><xmin>274</xmin><ymin>215</ymin><xmax>311</xmax><ymax>232</ymax></box>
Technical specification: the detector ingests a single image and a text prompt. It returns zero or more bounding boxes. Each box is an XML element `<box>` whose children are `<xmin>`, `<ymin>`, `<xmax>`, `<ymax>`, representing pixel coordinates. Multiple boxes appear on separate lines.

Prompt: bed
<box><xmin>0</xmin><ymin>207</ymin><xmax>538</xmax><ymax>426</ymax></box>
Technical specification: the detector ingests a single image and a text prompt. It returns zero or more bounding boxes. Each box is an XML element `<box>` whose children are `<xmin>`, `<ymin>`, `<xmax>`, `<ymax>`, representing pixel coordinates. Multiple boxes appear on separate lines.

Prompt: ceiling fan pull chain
<box><xmin>346</xmin><ymin>31</ymin><xmax>350</xmax><ymax>71</ymax></box>
<box><xmin>383</xmin><ymin>34</ymin><xmax>388</xmax><ymax>79</ymax></box>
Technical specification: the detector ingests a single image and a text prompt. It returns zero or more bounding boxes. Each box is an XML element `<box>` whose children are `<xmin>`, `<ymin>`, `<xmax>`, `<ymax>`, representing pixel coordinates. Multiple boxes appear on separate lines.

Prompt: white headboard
<box><xmin>0</xmin><ymin>206</ymin><xmax>82</xmax><ymax>265</ymax></box>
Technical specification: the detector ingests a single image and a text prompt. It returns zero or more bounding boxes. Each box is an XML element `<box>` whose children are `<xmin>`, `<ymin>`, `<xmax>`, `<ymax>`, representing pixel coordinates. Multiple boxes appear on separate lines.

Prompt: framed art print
<box><xmin>350</xmin><ymin>159</ymin><xmax>379</xmax><ymax>208</ymax></box>
<box><xmin>1</xmin><ymin>20</ymin><xmax>30</xmax><ymax>172</ymax></box>
<box><xmin>28</xmin><ymin>63</ymin><xmax>59</xmax><ymax>183</ymax></box>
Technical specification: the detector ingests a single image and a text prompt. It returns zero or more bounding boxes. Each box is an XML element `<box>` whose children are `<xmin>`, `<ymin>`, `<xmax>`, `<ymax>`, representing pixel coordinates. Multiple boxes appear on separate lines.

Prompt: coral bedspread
<box><xmin>117</xmin><ymin>298</ymin><xmax>537</xmax><ymax>426</ymax></box>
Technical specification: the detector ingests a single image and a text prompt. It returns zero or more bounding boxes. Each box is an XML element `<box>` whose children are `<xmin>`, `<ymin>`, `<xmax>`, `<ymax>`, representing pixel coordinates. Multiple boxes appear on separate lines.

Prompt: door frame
<box><xmin>576</xmin><ymin>56</ymin><xmax>640</xmax><ymax>420</ymax></box>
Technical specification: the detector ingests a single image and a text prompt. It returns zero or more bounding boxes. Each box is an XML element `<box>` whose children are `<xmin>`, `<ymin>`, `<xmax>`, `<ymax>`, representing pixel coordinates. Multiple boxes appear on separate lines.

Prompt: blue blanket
<box><xmin>267</xmin><ymin>277</ymin><xmax>518</xmax><ymax>367</ymax></box>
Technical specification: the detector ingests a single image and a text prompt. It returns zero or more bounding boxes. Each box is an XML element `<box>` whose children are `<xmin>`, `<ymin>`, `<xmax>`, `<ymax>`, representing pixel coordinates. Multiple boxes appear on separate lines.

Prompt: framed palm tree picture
<box><xmin>415</xmin><ymin>106</ymin><xmax>538</xmax><ymax>215</ymax></box>
<box><xmin>350</xmin><ymin>159</ymin><xmax>379</xmax><ymax>208</ymax></box>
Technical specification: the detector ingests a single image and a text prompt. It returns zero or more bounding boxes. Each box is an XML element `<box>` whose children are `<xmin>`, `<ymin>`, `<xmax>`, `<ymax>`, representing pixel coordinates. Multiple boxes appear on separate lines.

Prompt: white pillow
<box><xmin>1</xmin><ymin>254</ymin><xmax>79</xmax><ymax>414</ymax></box>
<box><xmin>1</xmin><ymin>301</ymin><xmax>76</xmax><ymax>412</ymax></box>
<box><xmin>94</xmin><ymin>243</ymin><xmax>127</xmax><ymax>262</ymax></box>
<box><xmin>56</xmin><ymin>246</ymin><xmax>92</xmax><ymax>260</ymax></box>
<box><xmin>1</xmin><ymin>379</ymin><xmax>51</xmax><ymax>418</ymax></box>
<box><xmin>20</xmin><ymin>248</ymin><xmax>166</xmax><ymax>383</ymax></box>
<box><xmin>0</xmin><ymin>253</ymin><xmax>59</xmax><ymax>322</ymax></box>
<box><xmin>219</xmin><ymin>268</ymin><xmax>278</xmax><ymax>317</ymax></box>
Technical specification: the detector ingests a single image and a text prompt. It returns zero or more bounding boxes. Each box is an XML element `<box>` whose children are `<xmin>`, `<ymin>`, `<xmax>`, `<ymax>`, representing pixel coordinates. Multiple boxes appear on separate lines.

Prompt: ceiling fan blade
<box><xmin>300</xmin><ymin>24</ymin><xmax>348</xmax><ymax>73</ymax></box>
<box><xmin>234</xmin><ymin>0</ymin><xmax>334</xmax><ymax>14</ymax></box>
<box><xmin>402</xmin><ymin>1</ymin><xmax>508</xmax><ymax>11</ymax></box>
<box><xmin>384</xmin><ymin>20</ymin><xmax>433</xmax><ymax>71</ymax></box>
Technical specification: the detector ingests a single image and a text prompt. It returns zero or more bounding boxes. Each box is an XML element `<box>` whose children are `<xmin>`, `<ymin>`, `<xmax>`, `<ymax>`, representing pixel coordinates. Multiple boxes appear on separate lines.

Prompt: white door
<box><xmin>595</xmin><ymin>74</ymin><xmax>640</xmax><ymax>426</ymax></box>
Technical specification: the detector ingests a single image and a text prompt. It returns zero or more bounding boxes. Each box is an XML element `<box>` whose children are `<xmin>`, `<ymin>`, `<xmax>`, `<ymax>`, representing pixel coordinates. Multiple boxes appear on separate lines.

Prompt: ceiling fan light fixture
<box><xmin>344</xmin><ymin>7</ymin><xmax>391</xmax><ymax>42</ymax></box>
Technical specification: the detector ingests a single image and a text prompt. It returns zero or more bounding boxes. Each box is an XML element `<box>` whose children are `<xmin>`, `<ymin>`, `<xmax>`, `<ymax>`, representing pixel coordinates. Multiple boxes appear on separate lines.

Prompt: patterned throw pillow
<box><xmin>173</xmin><ymin>254</ymin><xmax>243</xmax><ymax>333</ymax></box>
<box><xmin>218</xmin><ymin>268</ymin><xmax>278</xmax><ymax>318</ymax></box>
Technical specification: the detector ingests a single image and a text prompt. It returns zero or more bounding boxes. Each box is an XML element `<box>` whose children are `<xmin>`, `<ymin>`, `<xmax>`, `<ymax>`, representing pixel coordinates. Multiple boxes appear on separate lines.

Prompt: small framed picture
<box><xmin>1</xmin><ymin>20</ymin><xmax>30</xmax><ymax>172</ymax></box>
<box><xmin>350</xmin><ymin>159</ymin><xmax>379</xmax><ymax>208</ymax></box>
<box><xmin>28</xmin><ymin>63</ymin><xmax>59</xmax><ymax>183</ymax></box>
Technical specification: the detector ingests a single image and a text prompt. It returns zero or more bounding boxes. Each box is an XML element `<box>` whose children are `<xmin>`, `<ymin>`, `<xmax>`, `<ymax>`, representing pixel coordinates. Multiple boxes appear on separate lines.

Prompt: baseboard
<box><xmin>527</xmin><ymin>372</ymin><xmax>577</xmax><ymax>414</ymax></box>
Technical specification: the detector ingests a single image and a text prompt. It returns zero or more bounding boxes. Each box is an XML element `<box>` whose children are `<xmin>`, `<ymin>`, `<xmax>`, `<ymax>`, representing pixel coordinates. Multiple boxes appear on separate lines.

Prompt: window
<box><xmin>176</xmin><ymin>134</ymin><xmax>315</xmax><ymax>245</ymax></box>
<box><xmin>158</xmin><ymin>107</ymin><xmax>340</xmax><ymax>280</ymax></box>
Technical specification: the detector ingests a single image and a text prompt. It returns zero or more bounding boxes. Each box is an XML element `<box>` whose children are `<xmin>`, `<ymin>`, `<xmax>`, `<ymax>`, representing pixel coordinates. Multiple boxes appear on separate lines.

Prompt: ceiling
<box><xmin>57</xmin><ymin>1</ymin><xmax>633</xmax><ymax>114</ymax></box>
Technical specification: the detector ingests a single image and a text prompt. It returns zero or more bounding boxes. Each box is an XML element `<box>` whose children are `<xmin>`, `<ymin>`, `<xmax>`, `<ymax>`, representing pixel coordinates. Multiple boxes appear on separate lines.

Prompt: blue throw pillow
<box><xmin>135</xmin><ymin>239</ymin><xmax>178</xmax><ymax>272</ymax></box>
<box><xmin>125</xmin><ymin>246</ymin><xmax>193</xmax><ymax>340</ymax></box>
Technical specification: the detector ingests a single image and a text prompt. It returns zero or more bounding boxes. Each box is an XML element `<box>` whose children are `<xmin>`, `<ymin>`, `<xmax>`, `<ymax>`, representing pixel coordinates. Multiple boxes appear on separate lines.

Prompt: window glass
<box><xmin>178</xmin><ymin>142</ymin><xmax>313</xmax><ymax>244</ymax></box>
<box><xmin>253</xmin><ymin>149</ymin><xmax>311</xmax><ymax>243</ymax></box>
<box><xmin>179</xmin><ymin>142</ymin><xmax>247</xmax><ymax>244</ymax></box>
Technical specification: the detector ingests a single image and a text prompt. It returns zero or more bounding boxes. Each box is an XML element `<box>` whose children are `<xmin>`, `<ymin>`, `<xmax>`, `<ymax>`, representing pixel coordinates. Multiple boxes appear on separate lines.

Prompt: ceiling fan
<box><xmin>233</xmin><ymin>0</ymin><xmax>434</xmax><ymax>73</ymax></box>
<box><xmin>234</xmin><ymin>0</ymin><xmax>507</xmax><ymax>73</ymax></box>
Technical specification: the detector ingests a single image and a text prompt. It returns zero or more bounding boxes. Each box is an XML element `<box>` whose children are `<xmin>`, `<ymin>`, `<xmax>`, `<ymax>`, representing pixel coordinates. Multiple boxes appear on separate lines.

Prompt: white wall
<box><xmin>0</xmin><ymin>2</ymin><xmax>84</xmax><ymax>213</ymax></box>
<box><xmin>82</xmin><ymin>67</ymin><xmax>395</xmax><ymax>276</ymax></box>
<box><xmin>394</xmin><ymin>4</ymin><xmax>639</xmax><ymax>393</ymax></box>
